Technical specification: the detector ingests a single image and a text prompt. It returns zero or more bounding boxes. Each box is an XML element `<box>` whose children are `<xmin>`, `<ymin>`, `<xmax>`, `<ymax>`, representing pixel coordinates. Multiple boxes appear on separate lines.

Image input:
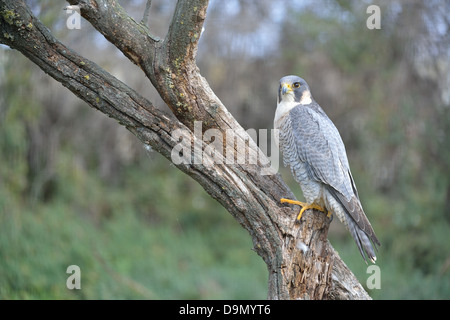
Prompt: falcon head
<box><xmin>278</xmin><ymin>75</ymin><xmax>312</xmax><ymax>105</ymax></box>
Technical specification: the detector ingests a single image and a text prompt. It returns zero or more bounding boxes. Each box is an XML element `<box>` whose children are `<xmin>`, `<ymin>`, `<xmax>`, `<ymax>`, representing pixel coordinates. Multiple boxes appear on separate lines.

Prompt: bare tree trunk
<box><xmin>0</xmin><ymin>0</ymin><xmax>370</xmax><ymax>299</ymax></box>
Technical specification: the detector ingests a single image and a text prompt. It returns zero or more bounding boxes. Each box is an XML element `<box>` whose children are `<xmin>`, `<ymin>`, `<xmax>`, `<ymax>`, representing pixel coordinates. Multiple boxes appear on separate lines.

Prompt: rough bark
<box><xmin>0</xmin><ymin>0</ymin><xmax>371</xmax><ymax>299</ymax></box>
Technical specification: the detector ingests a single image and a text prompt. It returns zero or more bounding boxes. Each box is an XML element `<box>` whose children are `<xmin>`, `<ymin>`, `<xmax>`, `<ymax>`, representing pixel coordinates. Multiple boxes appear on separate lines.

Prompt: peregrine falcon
<box><xmin>274</xmin><ymin>75</ymin><xmax>380</xmax><ymax>263</ymax></box>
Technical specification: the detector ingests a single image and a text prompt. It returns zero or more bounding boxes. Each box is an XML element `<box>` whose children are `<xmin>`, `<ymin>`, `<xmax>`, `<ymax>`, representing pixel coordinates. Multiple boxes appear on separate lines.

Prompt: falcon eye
<box><xmin>293</xmin><ymin>82</ymin><xmax>301</xmax><ymax>88</ymax></box>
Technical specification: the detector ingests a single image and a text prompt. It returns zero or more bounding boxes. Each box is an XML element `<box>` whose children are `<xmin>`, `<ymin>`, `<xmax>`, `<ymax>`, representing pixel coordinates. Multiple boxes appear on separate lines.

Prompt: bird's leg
<box><xmin>280</xmin><ymin>198</ymin><xmax>331</xmax><ymax>220</ymax></box>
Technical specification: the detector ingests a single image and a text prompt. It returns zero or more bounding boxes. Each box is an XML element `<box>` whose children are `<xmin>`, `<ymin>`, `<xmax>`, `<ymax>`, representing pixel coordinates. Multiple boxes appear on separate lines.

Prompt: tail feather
<box><xmin>347</xmin><ymin>217</ymin><xmax>378</xmax><ymax>263</ymax></box>
<box><xmin>327</xmin><ymin>187</ymin><xmax>380</xmax><ymax>263</ymax></box>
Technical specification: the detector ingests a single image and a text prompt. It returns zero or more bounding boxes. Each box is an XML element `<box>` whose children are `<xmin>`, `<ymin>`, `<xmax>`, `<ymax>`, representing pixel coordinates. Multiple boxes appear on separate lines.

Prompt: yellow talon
<box><xmin>280</xmin><ymin>198</ymin><xmax>330</xmax><ymax>220</ymax></box>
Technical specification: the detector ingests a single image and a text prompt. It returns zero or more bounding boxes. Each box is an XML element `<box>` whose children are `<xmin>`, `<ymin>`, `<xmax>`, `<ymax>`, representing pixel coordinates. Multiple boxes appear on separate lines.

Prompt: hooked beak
<box><xmin>281</xmin><ymin>83</ymin><xmax>293</xmax><ymax>95</ymax></box>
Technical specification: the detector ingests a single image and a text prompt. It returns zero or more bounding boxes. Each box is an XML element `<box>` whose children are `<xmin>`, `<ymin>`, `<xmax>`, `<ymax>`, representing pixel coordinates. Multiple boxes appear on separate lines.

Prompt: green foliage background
<box><xmin>0</xmin><ymin>152</ymin><xmax>267</xmax><ymax>299</ymax></box>
<box><xmin>0</xmin><ymin>0</ymin><xmax>449</xmax><ymax>299</ymax></box>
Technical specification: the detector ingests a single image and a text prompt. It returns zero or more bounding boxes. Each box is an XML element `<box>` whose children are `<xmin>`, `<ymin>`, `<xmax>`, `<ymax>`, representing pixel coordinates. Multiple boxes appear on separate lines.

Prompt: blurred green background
<box><xmin>0</xmin><ymin>0</ymin><xmax>449</xmax><ymax>299</ymax></box>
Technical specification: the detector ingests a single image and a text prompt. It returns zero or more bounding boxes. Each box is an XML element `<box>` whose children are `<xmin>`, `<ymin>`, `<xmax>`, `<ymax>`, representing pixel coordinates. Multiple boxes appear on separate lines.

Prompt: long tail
<box><xmin>347</xmin><ymin>217</ymin><xmax>378</xmax><ymax>263</ymax></box>
<box><xmin>328</xmin><ymin>187</ymin><xmax>380</xmax><ymax>263</ymax></box>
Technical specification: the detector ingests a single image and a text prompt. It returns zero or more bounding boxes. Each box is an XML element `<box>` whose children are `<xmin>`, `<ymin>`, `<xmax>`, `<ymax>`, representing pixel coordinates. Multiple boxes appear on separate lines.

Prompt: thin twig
<box><xmin>141</xmin><ymin>0</ymin><xmax>152</xmax><ymax>26</ymax></box>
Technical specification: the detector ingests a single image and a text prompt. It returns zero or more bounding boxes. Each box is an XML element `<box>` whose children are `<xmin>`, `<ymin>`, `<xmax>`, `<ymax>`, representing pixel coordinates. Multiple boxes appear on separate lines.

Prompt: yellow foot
<box><xmin>280</xmin><ymin>198</ymin><xmax>331</xmax><ymax>220</ymax></box>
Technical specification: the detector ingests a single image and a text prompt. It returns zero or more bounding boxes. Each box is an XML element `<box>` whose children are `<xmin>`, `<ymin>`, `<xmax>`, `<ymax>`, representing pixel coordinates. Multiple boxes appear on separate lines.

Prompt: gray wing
<box><xmin>289</xmin><ymin>104</ymin><xmax>353</xmax><ymax>199</ymax></box>
<box><xmin>288</xmin><ymin>105</ymin><xmax>380</xmax><ymax>256</ymax></box>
